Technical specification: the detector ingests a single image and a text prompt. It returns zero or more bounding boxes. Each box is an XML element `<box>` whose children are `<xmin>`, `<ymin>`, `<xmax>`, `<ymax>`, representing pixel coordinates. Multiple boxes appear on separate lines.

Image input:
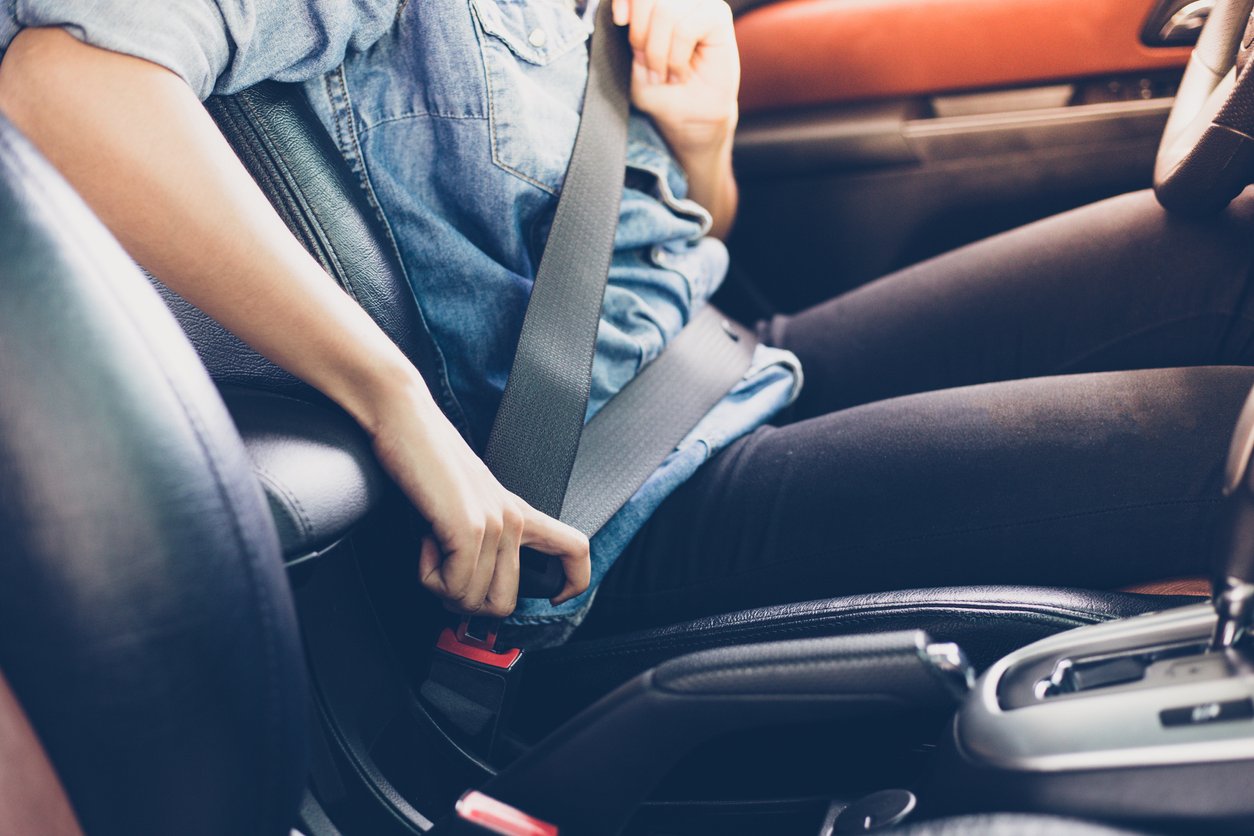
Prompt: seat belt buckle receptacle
<box><xmin>441</xmin><ymin>617</ymin><xmax>521</xmax><ymax>669</ymax></box>
<box><xmin>420</xmin><ymin>618</ymin><xmax>525</xmax><ymax>760</ymax></box>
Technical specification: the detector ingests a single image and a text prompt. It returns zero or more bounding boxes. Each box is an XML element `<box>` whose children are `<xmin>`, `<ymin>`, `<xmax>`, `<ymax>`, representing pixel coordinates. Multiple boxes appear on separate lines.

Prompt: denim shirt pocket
<box><xmin>470</xmin><ymin>0</ymin><xmax>591</xmax><ymax>193</ymax></box>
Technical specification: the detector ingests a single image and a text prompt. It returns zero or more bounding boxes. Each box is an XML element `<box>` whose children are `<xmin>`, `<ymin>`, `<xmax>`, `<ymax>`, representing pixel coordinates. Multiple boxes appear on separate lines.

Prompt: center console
<box><xmin>928</xmin><ymin>386</ymin><xmax>1254</xmax><ymax>832</ymax></box>
<box><xmin>933</xmin><ymin>603</ymin><xmax>1254</xmax><ymax>829</ymax></box>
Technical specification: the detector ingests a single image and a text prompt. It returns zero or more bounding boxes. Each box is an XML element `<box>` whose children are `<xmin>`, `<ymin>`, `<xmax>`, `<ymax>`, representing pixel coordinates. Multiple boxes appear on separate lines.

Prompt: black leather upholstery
<box><xmin>483</xmin><ymin>631</ymin><xmax>962</xmax><ymax>834</ymax></box>
<box><xmin>0</xmin><ymin>114</ymin><xmax>307</xmax><ymax>835</ymax></box>
<box><xmin>224</xmin><ymin>387</ymin><xmax>387</xmax><ymax>561</ymax></box>
<box><xmin>516</xmin><ymin>586</ymin><xmax>1194</xmax><ymax>733</ymax></box>
<box><xmin>651</xmin><ymin>629</ymin><xmax>958</xmax><ymax>700</ymax></box>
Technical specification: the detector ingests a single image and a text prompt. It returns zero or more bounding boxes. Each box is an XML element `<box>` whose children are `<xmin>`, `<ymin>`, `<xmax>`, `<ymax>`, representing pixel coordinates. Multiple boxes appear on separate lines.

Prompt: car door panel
<box><xmin>728</xmin><ymin>0</ymin><xmax>1195</xmax><ymax>311</ymax></box>
<box><xmin>736</xmin><ymin>0</ymin><xmax>1190</xmax><ymax>113</ymax></box>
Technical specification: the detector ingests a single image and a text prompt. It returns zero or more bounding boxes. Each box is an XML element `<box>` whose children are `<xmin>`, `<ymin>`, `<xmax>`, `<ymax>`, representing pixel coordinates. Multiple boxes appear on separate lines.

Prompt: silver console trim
<box><xmin>957</xmin><ymin>604</ymin><xmax>1254</xmax><ymax>772</ymax></box>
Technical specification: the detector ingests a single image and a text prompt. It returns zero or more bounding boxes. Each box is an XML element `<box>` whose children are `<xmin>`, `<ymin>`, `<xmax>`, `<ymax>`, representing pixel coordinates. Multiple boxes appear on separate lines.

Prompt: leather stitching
<box><xmin>231</xmin><ymin>97</ymin><xmax>355</xmax><ymax>302</ymax></box>
<box><xmin>252</xmin><ymin>463</ymin><xmax>315</xmax><ymax>543</ymax></box>
<box><xmin>535</xmin><ymin>606</ymin><xmax>1098</xmax><ymax>666</ymax></box>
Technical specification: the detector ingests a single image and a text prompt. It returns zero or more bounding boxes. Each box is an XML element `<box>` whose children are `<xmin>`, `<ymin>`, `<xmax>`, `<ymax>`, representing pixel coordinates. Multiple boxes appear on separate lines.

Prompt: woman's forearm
<box><xmin>671</xmin><ymin>124</ymin><xmax>738</xmax><ymax>240</ymax></box>
<box><xmin>0</xmin><ymin>28</ymin><xmax>430</xmax><ymax>430</ymax></box>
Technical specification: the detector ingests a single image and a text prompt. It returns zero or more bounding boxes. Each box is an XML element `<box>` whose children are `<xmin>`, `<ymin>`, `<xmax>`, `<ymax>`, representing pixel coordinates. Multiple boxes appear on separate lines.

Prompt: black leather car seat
<box><xmin>0</xmin><ymin>112</ymin><xmax>308</xmax><ymax>835</ymax></box>
<box><xmin>158</xmin><ymin>81</ymin><xmax>1202</xmax><ymax>720</ymax></box>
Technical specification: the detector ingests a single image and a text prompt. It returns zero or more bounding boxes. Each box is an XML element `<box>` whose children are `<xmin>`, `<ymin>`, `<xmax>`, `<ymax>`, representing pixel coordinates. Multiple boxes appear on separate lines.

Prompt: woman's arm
<box><xmin>615</xmin><ymin>0</ymin><xmax>740</xmax><ymax>239</ymax></box>
<box><xmin>0</xmin><ymin>28</ymin><xmax>590</xmax><ymax>615</ymax></box>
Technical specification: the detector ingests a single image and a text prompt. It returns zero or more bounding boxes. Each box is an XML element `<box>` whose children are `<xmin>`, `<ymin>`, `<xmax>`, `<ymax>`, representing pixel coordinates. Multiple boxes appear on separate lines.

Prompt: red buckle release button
<box><xmin>436</xmin><ymin>627</ymin><xmax>522</xmax><ymax>670</ymax></box>
<box><xmin>455</xmin><ymin>790</ymin><xmax>558</xmax><ymax>836</ymax></box>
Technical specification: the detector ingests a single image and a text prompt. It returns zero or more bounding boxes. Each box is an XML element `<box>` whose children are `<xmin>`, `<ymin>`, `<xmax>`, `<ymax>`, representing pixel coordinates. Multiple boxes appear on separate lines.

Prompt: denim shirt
<box><xmin>1</xmin><ymin>0</ymin><xmax>802</xmax><ymax>644</ymax></box>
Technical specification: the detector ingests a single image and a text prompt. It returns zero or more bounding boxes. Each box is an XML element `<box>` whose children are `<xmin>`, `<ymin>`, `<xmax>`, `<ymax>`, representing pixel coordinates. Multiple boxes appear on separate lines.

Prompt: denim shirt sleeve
<box><xmin>3</xmin><ymin>0</ymin><xmax>399</xmax><ymax>99</ymax></box>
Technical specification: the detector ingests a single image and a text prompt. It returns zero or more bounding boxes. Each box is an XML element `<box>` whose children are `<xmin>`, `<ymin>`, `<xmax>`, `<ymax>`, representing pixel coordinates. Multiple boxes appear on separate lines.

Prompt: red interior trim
<box><xmin>736</xmin><ymin>0</ymin><xmax>1191</xmax><ymax>114</ymax></box>
<box><xmin>436</xmin><ymin>626</ymin><xmax>523</xmax><ymax>670</ymax></box>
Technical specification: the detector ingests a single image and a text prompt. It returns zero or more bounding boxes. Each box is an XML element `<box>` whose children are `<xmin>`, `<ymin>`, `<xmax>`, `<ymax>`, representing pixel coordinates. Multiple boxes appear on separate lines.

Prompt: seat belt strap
<box><xmin>561</xmin><ymin>305</ymin><xmax>755</xmax><ymax>536</ymax></box>
<box><xmin>482</xmin><ymin>0</ymin><xmax>632</xmax><ymax>518</ymax></box>
<box><xmin>482</xmin><ymin>1</ymin><xmax>758</xmax><ymax>598</ymax></box>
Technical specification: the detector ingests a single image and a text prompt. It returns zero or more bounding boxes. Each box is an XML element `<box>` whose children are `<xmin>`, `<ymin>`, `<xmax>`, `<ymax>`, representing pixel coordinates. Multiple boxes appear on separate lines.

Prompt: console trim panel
<box><xmin>956</xmin><ymin>604</ymin><xmax>1254</xmax><ymax>772</ymax></box>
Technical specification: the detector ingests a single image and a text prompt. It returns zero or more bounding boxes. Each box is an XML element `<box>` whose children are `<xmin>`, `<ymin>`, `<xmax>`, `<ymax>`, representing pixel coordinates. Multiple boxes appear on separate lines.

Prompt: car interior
<box><xmin>3</xmin><ymin>0</ymin><xmax>1254</xmax><ymax>833</ymax></box>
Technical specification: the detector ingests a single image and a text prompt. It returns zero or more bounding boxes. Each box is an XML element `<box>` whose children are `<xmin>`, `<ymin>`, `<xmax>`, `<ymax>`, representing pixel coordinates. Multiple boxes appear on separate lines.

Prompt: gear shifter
<box><xmin>1212</xmin><ymin>385</ymin><xmax>1254</xmax><ymax>649</ymax></box>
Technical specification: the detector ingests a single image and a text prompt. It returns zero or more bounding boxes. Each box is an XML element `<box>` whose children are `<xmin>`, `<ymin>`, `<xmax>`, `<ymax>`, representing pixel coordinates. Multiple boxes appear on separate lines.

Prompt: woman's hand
<box><xmin>612</xmin><ymin>0</ymin><xmax>739</xmax><ymax>157</ymax></box>
<box><xmin>365</xmin><ymin>379</ymin><xmax>592</xmax><ymax>618</ymax></box>
<box><xmin>610</xmin><ymin>0</ymin><xmax>741</xmax><ymax>238</ymax></box>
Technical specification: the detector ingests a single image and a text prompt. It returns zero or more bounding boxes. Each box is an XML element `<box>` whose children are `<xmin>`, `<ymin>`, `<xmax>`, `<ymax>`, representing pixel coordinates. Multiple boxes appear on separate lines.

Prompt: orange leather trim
<box><xmin>736</xmin><ymin>0</ymin><xmax>1192</xmax><ymax>113</ymax></box>
<box><xmin>1121</xmin><ymin>577</ymin><xmax>1211</xmax><ymax>597</ymax></box>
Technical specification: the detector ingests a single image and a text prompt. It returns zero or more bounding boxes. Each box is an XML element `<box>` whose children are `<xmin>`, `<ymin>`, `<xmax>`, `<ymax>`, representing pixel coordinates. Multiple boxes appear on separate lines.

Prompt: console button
<box><xmin>1160</xmin><ymin>698</ymin><xmax>1254</xmax><ymax>728</ymax></box>
<box><xmin>1069</xmin><ymin>657</ymin><xmax>1146</xmax><ymax>691</ymax></box>
<box><xmin>1164</xmin><ymin>655</ymin><xmax>1228</xmax><ymax>680</ymax></box>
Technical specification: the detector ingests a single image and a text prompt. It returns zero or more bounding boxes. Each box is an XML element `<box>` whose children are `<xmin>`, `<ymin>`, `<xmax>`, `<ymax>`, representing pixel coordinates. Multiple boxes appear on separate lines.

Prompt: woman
<box><xmin>2</xmin><ymin>0</ymin><xmax>1252</xmax><ymax>645</ymax></box>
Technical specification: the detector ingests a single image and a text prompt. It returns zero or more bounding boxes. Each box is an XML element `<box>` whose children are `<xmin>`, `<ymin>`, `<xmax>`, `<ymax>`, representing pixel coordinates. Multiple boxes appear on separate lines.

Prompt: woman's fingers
<box><xmin>627</xmin><ymin>0</ymin><xmax>658</xmax><ymax>62</ymax></box>
<box><xmin>612</xmin><ymin>0</ymin><xmax>631</xmax><ymax>27</ymax></box>
<box><xmin>420</xmin><ymin>511</ymin><xmax>490</xmax><ymax>611</ymax></box>
<box><xmin>461</xmin><ymin>511</ymin><xmax>502</xmax><ymax>613</ymax></box>
<box><xmin>666</xmin><ymin>18</ymin><xmax>700</xmax><ymax>83</ymax></box>
<box><xmin>552</xmin><ymin>553</ymin><xmax>592</xmax><ymax>606</ymax></box>
<box><xmin>418</xmin><ymin>535</ymin><xmax>445</xmax><ymax>595</ymax></box>
<box><xmin>421</xmin><ymin>492</ymin><xmax>579</xmax><ymax>615</ymax></box>
<box><xmin>641</xmin><ymin>7</ymin><xmax>676</xmax><ymax>84</ymax></box>
<box><xmin>626</xmin><ymin>0</ymin><xmax>733</xmax><ymax>86</ymax></box>
<box><xmin>483</xmin><ymin>504</ymin><xmax>525</xmax><ymax>617</ymax></box>
<box><xmin>519</xmin><ymin>506</ymin><xmax>591</xmax><ymax>605</ymax></box>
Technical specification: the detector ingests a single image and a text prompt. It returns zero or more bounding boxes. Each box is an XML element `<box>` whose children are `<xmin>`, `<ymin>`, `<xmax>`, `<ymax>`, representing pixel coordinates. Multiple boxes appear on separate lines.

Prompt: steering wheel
<box><xmin>1155</xmin><ymin>0</ymin><xmax>1254</xmax><ymax>213</ymax></box>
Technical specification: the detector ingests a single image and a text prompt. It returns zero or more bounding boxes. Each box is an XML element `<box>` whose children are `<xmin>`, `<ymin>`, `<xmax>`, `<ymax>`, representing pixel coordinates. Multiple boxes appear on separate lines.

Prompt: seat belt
<box><xmin>483</xmin><ymin>0</ymin><xmax>758</xmax><ymax>599</ymax></box>
<box><xmin>425</xmin><ymin>0</ymin><xmax>758</xmax><ymax>758</ymax></box>
<box><xmin>481</xmin><ymin>0</ymin><xmax>633</xmax><ymax>529</ymax></box>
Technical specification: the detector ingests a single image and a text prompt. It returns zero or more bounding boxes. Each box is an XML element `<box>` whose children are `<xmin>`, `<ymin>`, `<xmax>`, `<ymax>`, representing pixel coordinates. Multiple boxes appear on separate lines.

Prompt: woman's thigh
<box><xmin>767</xmin><ymin>188</ymin><xmax>1254</xmax><ymax>419</ymax></box>
<box><xmin>591</xmin><ymin>366</ymin><xmax>1254</xmax><ymax>632</ymax></box>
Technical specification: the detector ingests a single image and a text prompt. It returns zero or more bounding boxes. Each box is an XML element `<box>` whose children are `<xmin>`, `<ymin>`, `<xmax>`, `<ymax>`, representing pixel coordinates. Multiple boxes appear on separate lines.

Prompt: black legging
<box><xmin>585</xmin><ymin>188</ymin><xmax>1254</xmax><ymax>633</ymax></box>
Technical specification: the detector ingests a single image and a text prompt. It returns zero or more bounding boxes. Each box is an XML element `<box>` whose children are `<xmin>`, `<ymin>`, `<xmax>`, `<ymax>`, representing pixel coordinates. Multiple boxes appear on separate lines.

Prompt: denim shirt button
<box><xmin>528</xmin><ymin>27</ymin><xmax>548</xmax><ymax>47</ymax></box>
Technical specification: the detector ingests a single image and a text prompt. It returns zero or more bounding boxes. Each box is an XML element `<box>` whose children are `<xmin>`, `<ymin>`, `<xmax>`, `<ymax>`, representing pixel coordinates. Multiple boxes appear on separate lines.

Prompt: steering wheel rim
<box><xmin>1154</xmin><ymin>0</ymin><xmax>1254</xmax><ymax>214</ymax></box>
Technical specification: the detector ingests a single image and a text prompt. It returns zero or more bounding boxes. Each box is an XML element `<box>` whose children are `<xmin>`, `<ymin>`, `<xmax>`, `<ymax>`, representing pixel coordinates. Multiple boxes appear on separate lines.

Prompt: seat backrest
<box><xmin>153</xmin><ymin>82</ymin><xmax>465</xmax><ymax>430</ymax></box>
<box><xmin>0</xmin><ymin>111</ymin><xmax>308</xmax><ymax>836</ymax></box>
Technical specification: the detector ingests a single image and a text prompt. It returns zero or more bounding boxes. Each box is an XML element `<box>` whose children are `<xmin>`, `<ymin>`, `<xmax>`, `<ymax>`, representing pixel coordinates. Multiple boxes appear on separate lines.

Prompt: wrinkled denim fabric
<box><xmin>1</xmin><ymin>0</ymin><xmax>802</xmax><ymax>644</ymax></box>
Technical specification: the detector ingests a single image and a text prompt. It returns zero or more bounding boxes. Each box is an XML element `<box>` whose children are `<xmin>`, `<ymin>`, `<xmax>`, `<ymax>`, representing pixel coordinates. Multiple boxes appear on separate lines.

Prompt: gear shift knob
<box><xmin>1212</xmin><ymin>386</ymin><xmax>1254</xmax><ymax>649</ymax></box>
